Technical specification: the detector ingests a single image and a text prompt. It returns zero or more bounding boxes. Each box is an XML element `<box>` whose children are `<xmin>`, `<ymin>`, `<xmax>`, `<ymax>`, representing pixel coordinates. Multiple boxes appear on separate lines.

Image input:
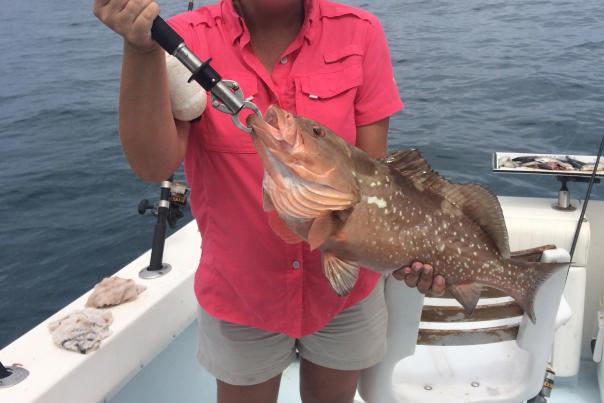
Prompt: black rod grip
<box><xmin>151</xmin><ymin>16</ymin><xmax>183</xmax><ymax>54</ymax></box>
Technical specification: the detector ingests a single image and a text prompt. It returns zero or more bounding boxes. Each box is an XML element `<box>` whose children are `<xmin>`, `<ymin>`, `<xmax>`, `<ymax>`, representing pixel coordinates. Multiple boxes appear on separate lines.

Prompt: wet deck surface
<box><xmin>283</xmin><ymin>359</ymin><xmax>601</xmax><ymax>403</ymax></box>
<box><xmin>549</xmin><ymin>360</ymin><xmax>600</xmax><ymax>403</ymax></box>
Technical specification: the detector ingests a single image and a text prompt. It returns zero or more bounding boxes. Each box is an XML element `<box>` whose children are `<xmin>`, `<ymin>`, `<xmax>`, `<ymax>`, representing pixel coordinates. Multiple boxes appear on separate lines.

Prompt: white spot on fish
<box><xmin>367</xmin><ymin>196</ymin><xmax>387</xmax><ymax>208</ymax></box>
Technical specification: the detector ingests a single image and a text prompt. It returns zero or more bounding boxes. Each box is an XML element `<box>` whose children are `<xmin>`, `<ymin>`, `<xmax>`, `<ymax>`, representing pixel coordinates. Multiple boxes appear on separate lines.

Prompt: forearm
<box><xmin>356</xmin><ymin>118</ymin><xmax>389</xmax><ymax>158</ymax></box>
<box><xmin>118</xmin><ymin>42</ymin><xmax>184</xmax><ymax>182</ymax></box>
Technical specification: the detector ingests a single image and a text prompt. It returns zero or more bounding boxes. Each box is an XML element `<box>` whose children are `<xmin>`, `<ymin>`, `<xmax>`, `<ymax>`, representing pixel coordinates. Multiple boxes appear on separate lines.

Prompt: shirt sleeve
<box><xmin>354</xmin><ymin>18</ymin><xmax>404</xmax><ymax>126</ymax></box>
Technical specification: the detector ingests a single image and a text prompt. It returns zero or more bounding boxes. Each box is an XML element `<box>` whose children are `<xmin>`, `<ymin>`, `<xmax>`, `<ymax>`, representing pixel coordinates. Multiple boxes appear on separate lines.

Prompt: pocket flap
<box><xmin>299</xmin><ymin>64</ymin><xmax>363</xmax><ymax>99</ymax></box>
<box><xmin>323</xmin><ymin>44</ymin><xmax>365</xmax><ymax>64</ymax></box>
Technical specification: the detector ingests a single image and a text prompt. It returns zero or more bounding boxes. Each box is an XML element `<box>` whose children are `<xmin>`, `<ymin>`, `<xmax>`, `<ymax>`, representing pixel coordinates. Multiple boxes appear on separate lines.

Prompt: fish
<box><xmin>581</xmin><ymin>164</ymin><xmax>604</xmax><ymax>172</ymax></box>
<box><xmin>512</xmin><ymin>156</ymin><xmax>540</xmax><ymax>164</ymax></box>
<box><xmin>520</xmin><ymin>161</ymin><xmax>542</xmax><ymax>169</ymax></box>
<box><xmin>535</xmin><ymin>157</ymin><xmax>574</xmax><ymax>170</ymax></box>
<box><xmin>564</xmin><ymin>156</ymin><xmax>586</xmax><ymax>169</ymax></box>
<box><xmin>247</xmin><ymin>105</ymin><xmax>565</xmax><ymax>323</ymax></box>
<box><xmin>498</xmin><ymin>157</ymin><xmax>520</xmax><ymax>168</ymax></box>
<box><xmin>502</xmin><ymin>155</ymin><xmax>600</xmax><ymax>173</ymax></box>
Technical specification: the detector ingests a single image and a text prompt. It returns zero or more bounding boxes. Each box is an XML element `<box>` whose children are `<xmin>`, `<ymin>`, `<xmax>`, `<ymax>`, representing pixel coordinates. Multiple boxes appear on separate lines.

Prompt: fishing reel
<box><xmin>138</xmin><ymin>178</ymin><xmax>190</xmax><ymax>279</ymax></box>
<box><xmin>138</xmin><ymin>181</ymin><xmax>190</xmax><ymax>228</ymax></box>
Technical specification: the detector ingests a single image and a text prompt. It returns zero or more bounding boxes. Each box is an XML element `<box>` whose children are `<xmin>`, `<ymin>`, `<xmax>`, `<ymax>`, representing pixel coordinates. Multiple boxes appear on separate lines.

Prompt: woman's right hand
<box><xmin>92</xmin><ymin>0</ymin><xmax>161</xmax><ymax>54</ymax></box>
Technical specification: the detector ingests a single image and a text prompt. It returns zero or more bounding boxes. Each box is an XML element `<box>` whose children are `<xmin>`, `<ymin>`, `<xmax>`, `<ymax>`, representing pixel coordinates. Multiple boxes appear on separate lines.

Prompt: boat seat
<box><xmin>358</xmin><ymin>248</ymin><xmax>571</xmax><ymax>403</ymax></box>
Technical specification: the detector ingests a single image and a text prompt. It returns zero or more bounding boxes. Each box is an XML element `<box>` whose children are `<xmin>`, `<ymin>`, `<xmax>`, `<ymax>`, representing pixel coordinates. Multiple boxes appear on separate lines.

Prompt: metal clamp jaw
<box><xmin>210</xmin><ymin>80</ymin><xmax>262</xmax><ymax>133</ymax></box>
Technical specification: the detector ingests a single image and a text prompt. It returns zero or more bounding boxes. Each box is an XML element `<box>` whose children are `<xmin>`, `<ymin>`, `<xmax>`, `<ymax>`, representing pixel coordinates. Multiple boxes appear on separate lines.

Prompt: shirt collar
<box><xmin>222</xmin><ymin>0</ymin><xmax>319</xmax><ymax>47</ymax></box>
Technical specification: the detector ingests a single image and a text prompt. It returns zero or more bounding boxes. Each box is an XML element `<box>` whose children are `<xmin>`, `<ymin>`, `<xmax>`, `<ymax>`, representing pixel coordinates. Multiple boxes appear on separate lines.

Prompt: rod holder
<box><xmin>139</xmin><ymin>177</ymin><xmax>174</xmax><ymax>279</ymax></box>
<box><xmin>552</xmin><ymin>177</ymin><xmax>576</xmax><ymax>211</ymax></box>
<box><xmin>0</xmin><ymin>361</ymin><xmax>29</xmax><ymax>388</ymax></box>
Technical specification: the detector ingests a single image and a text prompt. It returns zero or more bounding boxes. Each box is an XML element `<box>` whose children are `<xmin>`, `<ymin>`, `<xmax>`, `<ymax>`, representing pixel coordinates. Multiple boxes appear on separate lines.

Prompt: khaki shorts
<box><xmin>195</xmin><ymin>275</ymin><xmax>388</xmax><ymax>386</ymax></box>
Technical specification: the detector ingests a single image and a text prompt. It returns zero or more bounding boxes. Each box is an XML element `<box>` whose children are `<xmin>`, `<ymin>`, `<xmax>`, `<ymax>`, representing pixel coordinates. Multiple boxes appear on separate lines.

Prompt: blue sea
<box><xmin>0</xmin><ymin>0</ymin><xmax>603</xmax><ymax>349</ymax></box>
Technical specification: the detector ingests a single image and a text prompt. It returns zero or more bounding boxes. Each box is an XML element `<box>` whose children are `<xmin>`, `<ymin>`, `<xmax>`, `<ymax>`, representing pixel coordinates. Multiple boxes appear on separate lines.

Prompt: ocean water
<box><xmin>0</xmin><ymin>0</ymin><xmax>602</xmax><ymax>349</ymax></box>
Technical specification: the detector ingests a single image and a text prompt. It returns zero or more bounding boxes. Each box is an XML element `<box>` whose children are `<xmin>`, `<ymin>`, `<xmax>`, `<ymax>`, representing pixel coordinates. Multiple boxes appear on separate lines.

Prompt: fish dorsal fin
<box><xmin>448</xmin><ymin>283</ymin><xmax>483</xmax><ymax>315</ymax></box>
<box><xmin>383</xmin><ymin>149</ymin><xmax>511</xmax><ymax>259</ymax></box>
<box><xmin>322</xmin><ymin>253</ymin><xmax>359</xmax><ymax>296</ymax></box>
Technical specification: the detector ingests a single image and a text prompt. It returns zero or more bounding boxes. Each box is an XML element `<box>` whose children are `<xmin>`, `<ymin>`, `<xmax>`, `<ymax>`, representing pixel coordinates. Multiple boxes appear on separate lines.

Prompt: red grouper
<box><xmin>247</xmin><ymin>105</ymin><xmax>564</xmax><ymax>323</ymax></box>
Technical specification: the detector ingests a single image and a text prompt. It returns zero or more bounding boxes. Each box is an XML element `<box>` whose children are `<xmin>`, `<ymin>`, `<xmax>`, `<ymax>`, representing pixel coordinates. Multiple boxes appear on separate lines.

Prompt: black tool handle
<box><xmin>151</xmin><ymin>16</ymin><xmax>183</xmax><ymax>54</ymax></box>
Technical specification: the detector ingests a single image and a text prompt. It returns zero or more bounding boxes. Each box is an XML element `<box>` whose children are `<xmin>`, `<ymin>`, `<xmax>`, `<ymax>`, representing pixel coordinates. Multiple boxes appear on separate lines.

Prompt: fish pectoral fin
<box><xmin>262</xmin><ymin>188</ymin><xmax>275</xmax><ymax>212</ymax></box>
<box><xmin>267</xmin><ymin>211</ymin><xmax>303</xmax><ymax>244</ymax></box>
<box><xmin>448</xmin><ymin>283</ymin><xmax>483</xmax><ymax>316</ymax></box>
<box><xmin>322</xmin><ymin>253</ymin><xmax>359</xmax><ymax>296</ymax></box>
<box><xmin>308</xmin><ymin>214</ymin><xmax>336</xmax><ymax>251</ymax></box>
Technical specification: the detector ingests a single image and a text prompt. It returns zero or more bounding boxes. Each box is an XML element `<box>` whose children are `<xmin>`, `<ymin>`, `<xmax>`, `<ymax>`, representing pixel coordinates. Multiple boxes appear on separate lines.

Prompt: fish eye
<box><xmin>312</xmin><ymin>126</ymin><xmax>325</xmax><ymax>137</ymax></box>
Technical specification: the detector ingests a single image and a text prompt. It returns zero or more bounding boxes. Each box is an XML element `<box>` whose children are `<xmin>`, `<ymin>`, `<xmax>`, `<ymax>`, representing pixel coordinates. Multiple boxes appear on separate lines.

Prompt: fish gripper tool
<box><xmin>150</xmin><ymin>16</ymin><xmax>262</xmax><ymax>133</ymax></box>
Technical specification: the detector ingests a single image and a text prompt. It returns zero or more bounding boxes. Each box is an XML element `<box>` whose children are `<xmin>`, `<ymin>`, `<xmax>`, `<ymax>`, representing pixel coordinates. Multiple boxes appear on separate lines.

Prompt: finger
<box><xmin>404</xmin><ymin>265</ymin><xmax>421</xmax><ymax>288</ymax></box>
<box><xmin>131</xmin><ymin>0</ymin><xmax>154</xmax><ymax>25</ymax></box>
<box><xmin>95</xmin><ymin>0</ymin><xmax>129</xmax><ymax>23</ymax></box>
<box><xmin>431</xmin><ymin>275</ymin><xmax>446</xmax><ymax>296</ymax></box>
<box><xmin>121</xmin><ymin>0</ymin><xmax>152</xmax><ymax>24</ymax></box>
<box><xmin>134</xmin><ymin>1</ymin><xmax>160</xmax><ymax>27</ymax></box>
<box><xmin>417</xmin><ymin>264</ymin><xmax>433</xmax><ymax>294</ymax></box>
<box><xmin>118</xmin><ymin>0</ymin><xmax>143</xmax><ymax>24</ymax></box>
<box><xmin>112</xmin><ymin>0</ymin><xmax>131</xmax><ymax>13</ymax></box>
<box><xmin>391</xmin><ymin>267</ymin><xmax>409</xmax><ymax>281</ymax></box>
<box><xmin>92</xmin><ymin>0</ymin><xmax>111</xmax><ymax>16</ymax></box>
<box><xmin>130</xmin><ymin>1</ymin><xmax>160</xmax><ymax>42</ymax></box>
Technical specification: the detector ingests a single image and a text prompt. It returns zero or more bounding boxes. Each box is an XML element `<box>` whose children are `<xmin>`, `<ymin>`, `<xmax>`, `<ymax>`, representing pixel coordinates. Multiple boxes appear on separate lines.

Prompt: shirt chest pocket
<box><xmin>199</xmin><ymin>74</ymin><xmax>259</xmax><ymax>154</ymax></box>
<box><xmin>295</xmin><ymin>45</ymin><xmax>365</xmax><ymax>144</ymax></box>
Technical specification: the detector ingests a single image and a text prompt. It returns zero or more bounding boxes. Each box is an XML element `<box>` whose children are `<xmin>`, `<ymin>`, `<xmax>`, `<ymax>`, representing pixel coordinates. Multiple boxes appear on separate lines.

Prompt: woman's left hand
<box><xmin>392</xmin><ymin>261</ymin><xmax>446</xmax><ymax>296</ymax></box>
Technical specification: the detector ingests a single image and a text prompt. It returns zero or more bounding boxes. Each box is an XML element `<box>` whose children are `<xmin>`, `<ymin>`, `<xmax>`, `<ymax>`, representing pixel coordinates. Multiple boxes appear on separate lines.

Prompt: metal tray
<box><xmin>492</xmin><ymin>152</ymin><xmax>604</xmax><ymax>179</ymax></box>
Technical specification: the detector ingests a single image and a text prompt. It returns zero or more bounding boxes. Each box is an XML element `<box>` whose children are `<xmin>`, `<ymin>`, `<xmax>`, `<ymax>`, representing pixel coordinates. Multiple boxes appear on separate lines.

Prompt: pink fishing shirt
<box><xmin>168</xmin><ymin>0</ymin><xmax>404</xmax><ymax>338</ymax></box>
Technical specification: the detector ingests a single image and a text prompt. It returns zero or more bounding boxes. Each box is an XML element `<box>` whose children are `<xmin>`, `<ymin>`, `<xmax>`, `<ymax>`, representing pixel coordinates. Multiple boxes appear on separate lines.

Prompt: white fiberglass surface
<box><xmin>108</xmin><ymin>318</ymin><xmax>600</xmax><ymax>403</ymax></box>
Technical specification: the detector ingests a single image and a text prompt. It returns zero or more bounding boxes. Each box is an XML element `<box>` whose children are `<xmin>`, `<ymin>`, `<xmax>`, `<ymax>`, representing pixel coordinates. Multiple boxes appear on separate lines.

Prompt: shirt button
<box><xmin>292</xmin><ymin>260</ymin><xmax>301</xmax><ymax>270</ymax></box>
<box><xmin>280</xmin><ymin>56</ymin><xmax>288</xmax><ymax>64</ymax></box>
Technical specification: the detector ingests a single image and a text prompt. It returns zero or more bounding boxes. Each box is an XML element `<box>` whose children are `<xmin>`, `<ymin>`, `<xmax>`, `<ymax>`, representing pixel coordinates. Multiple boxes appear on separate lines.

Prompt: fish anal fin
<box><xmin>267</xmin><ymin>211</ymin><xmax>303</xmax><ymax>244</ymax></box>
<box><xmin>448</xmin><ymin>283</ymin><xmax>483</xmax><ymax>316</ymax></box>
<box><xmin>308</xmin><ymin>214</ymin><xmax>336</xmax><ymax>251</ymax></box>
<box><xmin>322</xmin><ymin>253</ymin><xmax>359</xmax><ymax>296</ymax></box>
<box><xmin>384</xmin><ymin>149</ymin><xmax>510</xmax><ymax>259</ymax></box>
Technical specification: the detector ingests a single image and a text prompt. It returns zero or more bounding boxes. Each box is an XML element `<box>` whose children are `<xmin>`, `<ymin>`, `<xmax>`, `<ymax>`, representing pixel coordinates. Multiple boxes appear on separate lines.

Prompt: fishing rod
<box><xmin>150</xmin><ymin>15</ymin><xmax>261</xmax><ymax>132</ymax></box>
<box><xmin>569</xmin><ymin>134</ymin><xmax>604</xmax><ymax>260</ymax></box>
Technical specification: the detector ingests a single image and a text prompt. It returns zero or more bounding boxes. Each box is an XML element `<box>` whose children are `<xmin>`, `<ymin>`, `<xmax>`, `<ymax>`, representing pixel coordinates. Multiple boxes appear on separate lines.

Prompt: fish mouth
<box><xmin>247</xmin><ymin>105</ymin><xmax>297</xmax><ymax>147</ymax></box>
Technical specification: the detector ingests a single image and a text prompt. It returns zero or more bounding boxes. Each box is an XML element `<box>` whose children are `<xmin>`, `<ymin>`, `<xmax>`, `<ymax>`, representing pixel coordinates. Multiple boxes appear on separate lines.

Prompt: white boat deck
<box><xmin>109</xmin><ymin>316</ymin><xmax>601</xmax><ymax>403</ymax></box>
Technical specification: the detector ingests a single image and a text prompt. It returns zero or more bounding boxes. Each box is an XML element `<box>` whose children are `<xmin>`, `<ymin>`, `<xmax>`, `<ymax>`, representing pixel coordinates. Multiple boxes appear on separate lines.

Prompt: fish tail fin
<box><xmin>506</xmin><ymin>259</ymin><xmax>567</xmax><ymax>324</ymax></box>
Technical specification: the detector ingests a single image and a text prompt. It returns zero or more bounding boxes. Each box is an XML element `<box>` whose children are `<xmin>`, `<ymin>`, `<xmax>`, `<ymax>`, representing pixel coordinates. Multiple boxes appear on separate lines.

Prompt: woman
<box><xmin>92</xmin><ymin>0</ymin><xmax>445</xmax><ymax>402</ymax></box>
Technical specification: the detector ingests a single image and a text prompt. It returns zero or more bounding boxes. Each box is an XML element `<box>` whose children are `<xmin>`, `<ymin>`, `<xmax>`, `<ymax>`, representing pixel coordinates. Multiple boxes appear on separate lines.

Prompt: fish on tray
<box><xmin>499</xmin><ymin>155</ymin><xmax>603</xmax><ymax>172</ymax></box>
<box><xmin>247</xmin><ymin>105</ymin><xmax>566</xmax><ymax>323</ymax></box>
